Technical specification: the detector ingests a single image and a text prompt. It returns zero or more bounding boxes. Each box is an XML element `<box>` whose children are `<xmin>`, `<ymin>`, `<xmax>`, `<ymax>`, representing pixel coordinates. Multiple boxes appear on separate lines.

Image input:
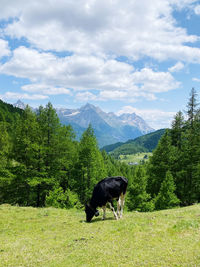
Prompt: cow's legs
<box><xmin>109</xmin><ymin>201</ymin><xmax>118</xmax><ymax>220</ymax></box>
<box><xmin>102</xmin><ymin>206</ymin><xmax>106</xmax><ymax>220</ymax></box>
<box><xmin>117</xmin><ymin>197</ymin><xmax>121</xmax><ymax>217</ymax></box>
<box><xmin>120</xmin><ymin>194</ymin><xmax>125</xmax><ymax>218</ymax></box>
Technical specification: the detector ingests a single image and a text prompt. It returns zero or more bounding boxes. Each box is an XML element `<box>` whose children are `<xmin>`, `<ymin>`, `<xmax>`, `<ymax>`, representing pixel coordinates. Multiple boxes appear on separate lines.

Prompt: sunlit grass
<box><xmin>119</xmin><ymin>152</ymin><xmax>152</xmax><ymax>165</ymax></box>
<box><xmin>0</xmin><ymin>204</ymin><xmax>200</xmax><ymax>266</ymax></box>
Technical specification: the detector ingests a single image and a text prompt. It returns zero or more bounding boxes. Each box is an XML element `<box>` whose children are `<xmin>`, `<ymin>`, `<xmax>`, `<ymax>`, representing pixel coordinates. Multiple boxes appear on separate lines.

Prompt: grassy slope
<box><xmin>106</xmin><ymin>129</ymin><xmax>166</xmax><ymax>158</ymax></box>
<box><xmin>119</xmin><ymin>152</ymin><xmax>152</xmax><ymax>164</ymax></box>
<box><xmin>1</xmin><ymin>204</ymin><xmax>200</xmax><ymax>266</ymax></box>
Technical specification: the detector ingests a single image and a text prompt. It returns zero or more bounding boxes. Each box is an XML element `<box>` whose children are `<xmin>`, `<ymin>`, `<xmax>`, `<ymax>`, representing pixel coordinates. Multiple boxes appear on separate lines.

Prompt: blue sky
<box><xmin>1</xmin><ymin>0</ymin><xmax>200</xmax><ymax>129</ymax></box>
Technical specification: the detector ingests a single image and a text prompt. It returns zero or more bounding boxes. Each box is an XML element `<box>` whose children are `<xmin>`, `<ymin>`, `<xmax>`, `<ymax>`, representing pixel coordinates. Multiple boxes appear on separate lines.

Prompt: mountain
<box><xmin>13</xmin><ymin>100</ymin><xmax>154</xmax><ymax>147</ymax></box>
<box><xmin>118</xmin><ymin>113</ymin><xmax>152</xmax><ymax>134</ymax></box>
<box><xmin>13</xmin><ymin>100</ymin><xmax>26</xmax><ymax>110</ymax></box>
<box><xmin>102</xmin><ymin>129</ymin><xmax>166</xmax><ymax>157</ymax></box>
<box><xmin>56</xmin><ymin>103</ymin><xmax>154</xmax><ymax>147</ymax></box>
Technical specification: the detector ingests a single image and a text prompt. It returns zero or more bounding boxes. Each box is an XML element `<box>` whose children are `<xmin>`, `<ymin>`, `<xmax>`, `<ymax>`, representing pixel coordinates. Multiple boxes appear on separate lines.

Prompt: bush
<box><xmin>45</xmin><ymin>187</ymin><xmax>81</xmax><ymax>209</ymax></box>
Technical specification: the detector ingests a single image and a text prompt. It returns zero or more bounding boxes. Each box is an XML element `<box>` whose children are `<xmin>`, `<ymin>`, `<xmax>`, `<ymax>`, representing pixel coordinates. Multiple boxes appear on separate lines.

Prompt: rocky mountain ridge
<box><xmin>14</xmin><ymin>101</ymin><xmax>154</xmax><ymax>147</ymax></box>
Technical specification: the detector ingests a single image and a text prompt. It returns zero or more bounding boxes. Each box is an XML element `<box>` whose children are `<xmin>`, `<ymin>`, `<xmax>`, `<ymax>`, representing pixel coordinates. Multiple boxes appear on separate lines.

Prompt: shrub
<box><xmin>45</xmin><ymin>187</ymin><xmax>81</xmax><ymax>209</ymax></box>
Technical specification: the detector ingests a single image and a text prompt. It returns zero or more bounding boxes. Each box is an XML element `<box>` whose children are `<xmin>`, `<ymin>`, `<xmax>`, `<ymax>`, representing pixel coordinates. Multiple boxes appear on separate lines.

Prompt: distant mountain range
<box><xmin>13</xmin><ymin>100</ymin><xmax>154</xmax><ymax>147</ymax></box>
<box><xmin>56</xmin><ymin>103</ymin><xmax>154</xmax><ymax>147</ymax></box>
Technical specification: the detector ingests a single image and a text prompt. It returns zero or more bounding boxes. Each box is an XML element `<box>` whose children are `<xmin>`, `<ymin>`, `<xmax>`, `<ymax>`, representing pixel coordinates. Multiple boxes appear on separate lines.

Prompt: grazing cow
<box><xmin>85</xmin><ymin>176</ymin><xmax>128</xmax><ymax>222</ymax></box>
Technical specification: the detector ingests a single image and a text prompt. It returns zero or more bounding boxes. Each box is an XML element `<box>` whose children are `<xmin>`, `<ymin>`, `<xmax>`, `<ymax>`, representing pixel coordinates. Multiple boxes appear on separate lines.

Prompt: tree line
<box><xmin>0</xmin><ymin>102</ymin><xmax>134</xmax><ymax>208</ymax></box>
<box><xmin>146</xmin><ymin>88</ymin><xmax>200</xmax><ymax>209</ymax></box>
<box><xmin>0</xmin><ymin>88</ymin><xmax>200</xmax><ymax>211</ymax></box>
<box><xmin>127</xmin><ymin>88</ymin><xmax>200</xmax><ymax>211</ymax></box>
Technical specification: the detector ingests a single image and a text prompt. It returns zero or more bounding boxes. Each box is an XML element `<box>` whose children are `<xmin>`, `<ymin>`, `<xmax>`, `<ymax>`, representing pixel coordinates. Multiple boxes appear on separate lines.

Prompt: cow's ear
<box><xmin>95</xmin><ymin>210</ymin><xmax>99</xmax><ymax>217</ymax></box>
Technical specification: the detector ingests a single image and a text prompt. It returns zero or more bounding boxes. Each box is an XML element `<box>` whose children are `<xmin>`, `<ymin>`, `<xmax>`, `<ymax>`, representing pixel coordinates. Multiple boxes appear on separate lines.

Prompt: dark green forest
<box><xmin>0</xmin><ymin>88</ymin><xmax>200</xmax><ymax>211</ymax></box>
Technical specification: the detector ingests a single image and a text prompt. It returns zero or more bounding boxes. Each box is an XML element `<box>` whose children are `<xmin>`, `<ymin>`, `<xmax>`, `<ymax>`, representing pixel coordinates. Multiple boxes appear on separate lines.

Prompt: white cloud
<box><xmin>2</xmin><ymin>0</ymin><xmax>200</xmax><ymax>62</ymax></box>
<box><xmin>0</xmin><ymin>47</ymin><xmax>58</xmax><ymax>82</ymax></box>
<box><xmin>0</xmin><ymin>46</ymin><xmax>180</xmax><ymax>102</ymax></box>
<box><xmin>117</xmin><ymin>106</ymin><xmax>176</xmax><ymax>129</ymax></box>
<box><xmin>75</xmin><ymin>90</ymin><xmax>157</xmax><ymax>103</ymax></box>
<box><xmin>0</xmin><ymin>91</ymin><xmax>48</xmax><ymax>101</ymax></box>
<box><xmin>0</xmin><ymin>47</ymin><xmax>134</xmax><ymax>90</ymax></box>
<box><xmin>192</xmin><ymin>77</ymin><xmax>200</xmax><ymax>82</ymax></box>
<box><xmin>170</xmin><ymin>0</ymin><xmax>198</xmax><ymax>9</ymax></box>
<box><xmin>0</xmin><ymin>0</ymin><xmax>198</xmax><ymax>125</ymax></box>
<box><xmin>168</xmin><ymin>61</ymin><xmax>184</xmax><ymax>72</ymax></box>
<box><xmin>22</xmin><ymin>84</ymin><xmax>71</xmax><ymax>95</ymax></box>
<box><xmin>76</xmin><ymin>91</ymin><xmax>97</xmax><ymax>102</ymax></box>
<box><xmin>0</xmin><ymin>39</ymin><xmax>10</xmax><ymax>58</ymax></box>
<box><xmin>0</xmin><ymin>0</ymin><xmax>26</xmax><ymax>20</ymax></box>
<box><xmin>132</xmin><ymin>68</ymin><xmax>180</xmax><ymax>93</ymax></box>
<box><xmin>98</xmin><ymin>90</ymin><xmax>157</xmax><ymax>102</ymax></box>
<box><xmin>99</xmin><ymin>90</ymin><xmax>129</xmax><ymax>101</ymax></box>
<box><xmin>194</xmin><ymin>4</ymin><xmax>200</xmax><ymax>15</ymax></box>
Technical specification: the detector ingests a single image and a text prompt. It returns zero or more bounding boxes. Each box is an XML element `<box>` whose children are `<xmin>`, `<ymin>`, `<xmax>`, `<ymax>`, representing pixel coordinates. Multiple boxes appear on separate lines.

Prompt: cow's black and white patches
<box><xmin>85</xmin><ymin>176</ymin><xmax>128</xmax><ymax>222</ymax></box>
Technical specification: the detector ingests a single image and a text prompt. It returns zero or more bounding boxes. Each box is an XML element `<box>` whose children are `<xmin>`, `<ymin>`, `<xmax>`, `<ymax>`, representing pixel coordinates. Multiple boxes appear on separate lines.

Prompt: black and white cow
<box><xmin>85</xmin><ymin>176</ymin><xmax>128</xmax><ymax>222</ymax></box>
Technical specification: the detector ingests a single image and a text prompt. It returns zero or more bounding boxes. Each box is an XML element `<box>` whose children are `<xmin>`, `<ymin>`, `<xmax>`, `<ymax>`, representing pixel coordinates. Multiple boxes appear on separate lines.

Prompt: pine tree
<box><xmin>180</xmin><ymin>88</ymin><xmax>200</xmax><ymax>204</ymax></box>
<box><xmin>147</xmin><ymin>130</ymin><xmax>173</xmax><ymax>196</ymax></box>
<box><xmin>33</xmin><ymin>102</ymin><xmax>65</xmax><ymax>206</ymax></box>
<box><xmin>77</xmin><ymin>124</ymin><xmax>106</xmax><ymax>203</ymax></box>
<box><xmin>169</xmin><ymin>111</ymin><xmax>185</xmax><ymax>202</ymax></box>
<box><xmin>11</xmin><ymin>106</ymin><xmax>40</xmax><ymax>205</ymax></box>
<box><xmin>102</xmin><ymin>150</ymin><xmax>122</xmax><ymax>177</ymax></box>
<box><xmin>0</xmin><ymin>122</ymin><xmax>14</xmax><ymax>204</ymax></box>
<box><xmin>171</xmin><ymin>111</ymin><xmax>185</xmax><ymax>149</ymax></box>
<box><xmin>37</xmin><ymin>103</ymin><xmax>61</xmax><ymax>178</ymax></box>
<box><xmin>155</xmin><ymin>171</ymin><xmax>180</xmax><ymax>210</ymax></box>
<box><xmin>56</xmin><ymin>125</ymin><xmax>78</xmax><ymax>195</ymax></box>
<box><xmin>127</xmin><ymin>165</ymin><xmax>153</xmax><ymax>212</ymax></box>
<box><xmin>187</xmin><ymin>88</ymin><xmax>198</xmax><ymax>129</ymax></box>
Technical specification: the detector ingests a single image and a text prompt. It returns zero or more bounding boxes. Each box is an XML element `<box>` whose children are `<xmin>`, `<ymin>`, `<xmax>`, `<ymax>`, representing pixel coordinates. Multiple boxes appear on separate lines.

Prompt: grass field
<box><xmin>119</xmin><ymin>152</ymin><xmax>152</xmax><ymax>165</ymax></box>
<box><xmin>1</xmin><ymin>204</ymin><xmax>200</xmax><ymax>266</ymax></box>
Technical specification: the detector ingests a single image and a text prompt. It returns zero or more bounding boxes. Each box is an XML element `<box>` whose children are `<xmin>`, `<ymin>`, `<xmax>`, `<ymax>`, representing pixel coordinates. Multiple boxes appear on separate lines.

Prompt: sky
<box><xmin>1</xmin><ymin>0</ymin><xmax>200</xmax><ymax>129</ymax></box>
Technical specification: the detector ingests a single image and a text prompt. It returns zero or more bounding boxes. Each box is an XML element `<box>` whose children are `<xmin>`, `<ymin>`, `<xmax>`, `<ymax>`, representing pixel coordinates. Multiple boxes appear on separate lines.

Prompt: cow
<box><xmin>85</xmin><ymin>176</ymin><xmax>128</xmax><ymax>222</ymax></box>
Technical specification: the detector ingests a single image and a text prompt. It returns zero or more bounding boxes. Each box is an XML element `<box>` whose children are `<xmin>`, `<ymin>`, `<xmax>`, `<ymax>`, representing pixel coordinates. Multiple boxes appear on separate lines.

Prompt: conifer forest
<box><xmin>0</xmin><ymin>88</ymin><xmax>200</xmax><ymax>212</ymax></box>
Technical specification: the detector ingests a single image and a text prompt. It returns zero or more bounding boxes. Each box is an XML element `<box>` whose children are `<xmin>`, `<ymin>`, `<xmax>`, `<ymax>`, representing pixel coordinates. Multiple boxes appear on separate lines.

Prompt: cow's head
<box><xmin>85</xmin><ymin>204</ymin><xmax>99</xmax><ymax>222</ymax></box>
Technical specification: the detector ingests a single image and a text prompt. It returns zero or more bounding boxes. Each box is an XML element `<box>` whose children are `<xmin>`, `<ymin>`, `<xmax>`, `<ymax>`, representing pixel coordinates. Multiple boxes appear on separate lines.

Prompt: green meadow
<box><xmin>1</xmin><ymin>204</ymin><xmax>200</xmax><ymax>266</ymax></box>
<box><xmin>119</xmin><ymin>152</ymin><xmax>152</xmax><ymax>165</ymax></box>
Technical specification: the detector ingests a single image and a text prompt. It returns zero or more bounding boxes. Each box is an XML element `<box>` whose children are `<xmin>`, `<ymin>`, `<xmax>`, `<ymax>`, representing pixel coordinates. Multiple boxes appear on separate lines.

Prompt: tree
<box><xmin>45</xmin><ymin>186</ymin><xmax>80</xmax><ymax>209</ymax></box>
<box><xmin>11</xmin><ymin>106</ymin><xmax>42</xmax><ymax>205</ymax></box>
<box><xmin>147</xmin><ymin>130</ymin><xmax>173</xmax><ymax>196</ymax></box>
<box><xmin>0</xmin><ymin>122</ymin><xmax>14</xmax><ymax>204</ymax></box>
<box><xmin>5</xmin><ymin>107</ymin><xmax>33</xmax><ymax>205</ymax></box>
<box><xmin>171</xmin><ymin>111</ymin><xmax>185</xmax><ymax>149</ymax></box>
<box><xmin>37</xmin><ymin>103</ymin><xmax>61</xmax><ymax>178</ymax></box>
<box><xmin>55</xmin><ymin>124</ymin><xmax>78</xmax><ymax>203</ymax></box>
<box><xmin>127</xmin><ymin>166</ymin><xmax>153</xmax><ymax>212</ymax></box>
<box><xmin>179</xmin><ymin>88</ymin><xmax>200</xmax><ymax>205</ymax></box>
<box><xmin>155</xmin><ymin>171</ymin><xmax>180</xmax><ymax>210</ymax></box>
<box><xmin>77</xmin><ymin>124</ymin><xmax>106</xmax><ymax>203</ymax></box>
<box><xmin>186</xmin><ymin>88</ymin><xmax>199</xmax><ymax>129</ymax></box>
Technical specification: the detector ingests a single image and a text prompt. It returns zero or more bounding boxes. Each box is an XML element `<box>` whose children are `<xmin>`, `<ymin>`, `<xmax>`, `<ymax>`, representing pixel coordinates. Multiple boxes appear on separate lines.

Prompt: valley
<box><xmin>118</xmin><ymin>152</ymin><xmax>152</xmax><ymax>165</ymax></box>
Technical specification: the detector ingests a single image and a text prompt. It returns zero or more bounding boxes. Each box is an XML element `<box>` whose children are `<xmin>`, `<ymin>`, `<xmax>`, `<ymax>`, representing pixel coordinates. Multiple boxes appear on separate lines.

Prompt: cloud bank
<box><xmin>0</xmin><ymin>0</ymin><xmax>200</xmax><ymax>128</ymax></box>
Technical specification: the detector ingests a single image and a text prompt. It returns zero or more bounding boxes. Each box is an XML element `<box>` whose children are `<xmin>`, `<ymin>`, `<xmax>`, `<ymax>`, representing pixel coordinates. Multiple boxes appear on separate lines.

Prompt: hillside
<box><xmin>103</xmin><ymin>128</ymin><xmax>166</xmax><ymax>157</ymax></box>
<box><xmin>0</xmin><ymin>99</ymin><xmax>23</xmax><ymax>126</ymax></box>
<box><xmin>1</xmin><ymin>204</ymin><xmax>200</xmax><ymax>266</ymax></box>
